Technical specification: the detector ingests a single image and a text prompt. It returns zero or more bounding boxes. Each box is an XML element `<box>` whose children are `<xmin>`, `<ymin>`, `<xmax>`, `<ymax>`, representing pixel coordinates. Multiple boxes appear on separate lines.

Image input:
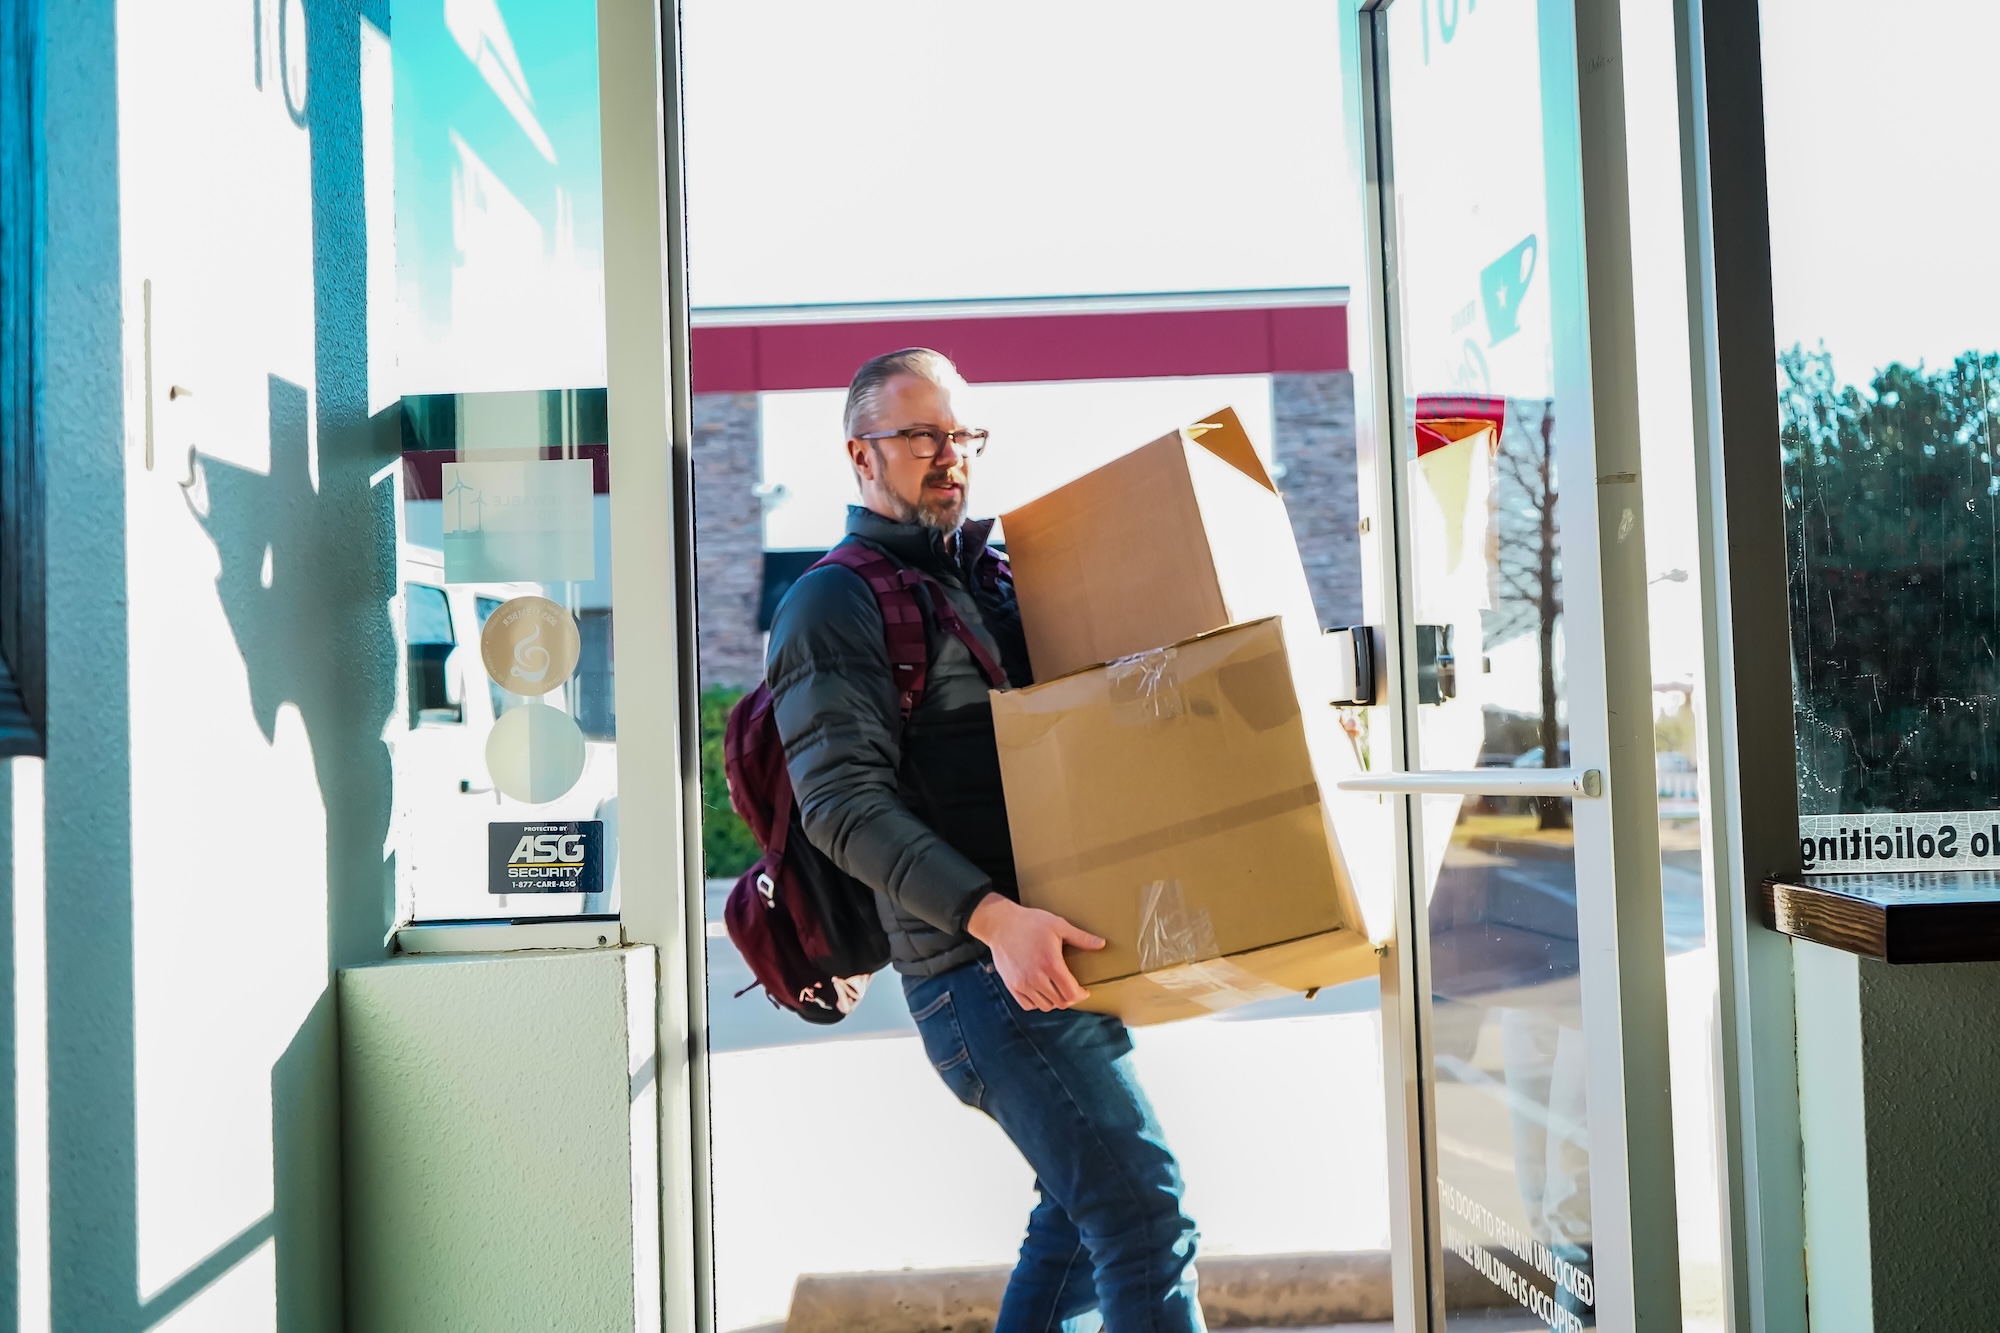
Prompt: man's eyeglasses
<box><xmin>857</xmin><ymin>426</ymin><xmax>990</xmax><ymax>459</ymax></box>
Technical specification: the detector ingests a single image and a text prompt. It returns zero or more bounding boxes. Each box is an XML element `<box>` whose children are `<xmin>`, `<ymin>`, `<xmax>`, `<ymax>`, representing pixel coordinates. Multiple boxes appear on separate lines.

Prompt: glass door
<box><xmin>1345</xmin><ymin>0</ymin><xmax>1684</xmax><ymax>1327</ymax></box>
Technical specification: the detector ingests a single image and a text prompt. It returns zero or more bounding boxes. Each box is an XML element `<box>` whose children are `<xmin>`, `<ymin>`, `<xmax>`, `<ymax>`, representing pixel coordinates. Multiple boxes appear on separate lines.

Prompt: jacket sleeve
<box><xmin>764</xmin><ymin>566</ymin><xmax>994</xmax><ymax>936</ymax></box>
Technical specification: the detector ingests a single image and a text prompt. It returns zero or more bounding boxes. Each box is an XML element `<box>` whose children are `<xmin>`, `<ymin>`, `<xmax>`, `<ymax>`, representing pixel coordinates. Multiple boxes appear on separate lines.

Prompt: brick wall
<box><xmin>691</xmin><ymin>392</ymin><xmax>766</xmax><ymax>689</ymax></box>
<box><xmin>689</xmin><ymin>375</ymin><xmax>1363</xmax><ymax>687</ymax></box>
<box><xmin>1273</xmin><ymin>371</ymin><xmax>1362</xmax><ymax>629</ymax></box>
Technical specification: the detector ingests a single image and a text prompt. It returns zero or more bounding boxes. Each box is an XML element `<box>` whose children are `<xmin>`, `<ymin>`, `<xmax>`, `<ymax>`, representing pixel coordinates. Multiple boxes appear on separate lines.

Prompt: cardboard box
<box><xmin>991</xmin><ymin>618</ymin><xmax>1376</xmax><ymax>1025</ymax></box>
<box><xmin>1000</xmin><ymin>407</ymin><xmax>1329</xmax><ymax>686</ymax></box>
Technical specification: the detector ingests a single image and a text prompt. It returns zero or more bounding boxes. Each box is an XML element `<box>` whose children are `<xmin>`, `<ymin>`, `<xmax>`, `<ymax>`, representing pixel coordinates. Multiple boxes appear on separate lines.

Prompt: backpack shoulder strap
<box><xmin>814</xmin><ymin>542</ymin><xmax>932</xmax><ymax>721</ymax></box>
<box><xmin>815</xmin><ymin>540</ymin><xmax>1007</xmax><ymax>719</ymax></box>
<box><xmin>923</xmin><ymin>575</ymin><xmax>1009</xmax><ymax>690</ymax></box>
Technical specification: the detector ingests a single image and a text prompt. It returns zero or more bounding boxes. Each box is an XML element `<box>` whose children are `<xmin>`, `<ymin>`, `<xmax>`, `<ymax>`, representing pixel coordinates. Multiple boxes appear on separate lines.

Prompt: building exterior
<box><xmin>686</xmin><ymin>290</ymin><xmax>1361</xmax><ymax>690</ymax></box>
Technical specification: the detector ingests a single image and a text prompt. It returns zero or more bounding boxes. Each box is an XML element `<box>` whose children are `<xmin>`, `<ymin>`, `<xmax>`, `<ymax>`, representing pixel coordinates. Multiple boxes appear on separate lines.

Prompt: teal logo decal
<box><xmin>1481</xmin><ymin>235</ymin><xmax>1539</xmax><ymax>345</ymax></box>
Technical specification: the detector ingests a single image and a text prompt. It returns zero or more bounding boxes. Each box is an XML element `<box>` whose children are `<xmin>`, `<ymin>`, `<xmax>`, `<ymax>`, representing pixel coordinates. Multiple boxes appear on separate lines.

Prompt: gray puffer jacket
<box><xmin>765</xmin><ymin>506</ymin><xmax>1034</xmax><ymax>977</ymax></box>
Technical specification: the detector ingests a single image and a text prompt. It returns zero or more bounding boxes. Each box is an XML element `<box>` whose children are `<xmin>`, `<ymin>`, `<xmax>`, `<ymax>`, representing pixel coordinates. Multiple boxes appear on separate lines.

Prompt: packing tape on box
<box><xmin>1017</xmin><ymin>783</ymin><xmax>1321</xmax><ymax>883</ymax></box>
<box><xmin>1136</xmin><ymin>879</ymin><xmax>1217</xmax><ymax>970</ymax></box>
<box><xmin>1107</xmin><ymin>647</ymin><xmax>1183</xmax><ymax>724</ymax></box>
<box><xmin>1135</xmin><ymin>878</ymin><xmax>1293</xmax><ymax>1010</ymax></box>
<box><xmin>1145</xmin><ymin>957</ymin><xmax>1295</xmax><ymax>1010</ymax></box>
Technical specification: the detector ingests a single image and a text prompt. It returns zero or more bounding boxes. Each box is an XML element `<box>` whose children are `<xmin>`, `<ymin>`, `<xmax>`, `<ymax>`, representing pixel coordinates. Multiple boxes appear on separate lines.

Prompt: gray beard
<box><xmin>881</xmin><ymin>484</ymin><xmax>967</xmax><ymax>534</ymax></box>
<box><xmin>916</xmin><ymin>493</ymin><xmax>966</xmax><ymax>534</ymax></box>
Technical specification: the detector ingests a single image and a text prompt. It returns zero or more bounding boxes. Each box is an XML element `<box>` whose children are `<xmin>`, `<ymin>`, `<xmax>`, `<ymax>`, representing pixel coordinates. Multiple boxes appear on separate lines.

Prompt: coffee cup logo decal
<box><xmin>479</xmin><ymin>596</ymin><xmax>581</xmax><ymax>697</ymax></box>
<box><xmin>510</xmin><ymin>620</ymin><xmax>551</xmax><ymax>685</ymax></box>
<box><xmin>1480</xmin><ymin>234</ymin><xmax>1538</xmax><ymax>346</ymax></box>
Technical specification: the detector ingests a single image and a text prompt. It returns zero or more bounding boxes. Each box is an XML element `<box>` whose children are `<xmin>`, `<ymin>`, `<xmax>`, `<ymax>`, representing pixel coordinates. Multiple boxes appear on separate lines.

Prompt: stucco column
<box><xmin>692</xmin><ymin>392</ymin><xmax>765</xmax><ymax>689</ymax></box>
<box><xmin>341</xmin><ymin>948</ymin><xmax>661</xmax><ymax>1330</ymax></box>
<box><xmin>1273</xmin><ymin>371</ymin><xmax>1362</xmax><ymax>630</ymax></box>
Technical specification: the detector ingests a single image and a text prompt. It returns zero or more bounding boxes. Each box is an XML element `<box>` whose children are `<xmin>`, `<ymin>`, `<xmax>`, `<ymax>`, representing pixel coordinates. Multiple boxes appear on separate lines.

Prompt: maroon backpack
<box><xmin>722</xmin><ymin>540</ymin><xmax>1009</xmax><ymax>1024</ymax></box>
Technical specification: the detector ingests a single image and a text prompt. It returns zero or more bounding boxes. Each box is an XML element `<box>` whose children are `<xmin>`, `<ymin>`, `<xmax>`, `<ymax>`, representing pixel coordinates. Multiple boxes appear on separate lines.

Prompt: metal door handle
<box><xmin>1336</xmin><ymin>767</ymin><xmax>1603</xmax><ymax>798</ymax></box>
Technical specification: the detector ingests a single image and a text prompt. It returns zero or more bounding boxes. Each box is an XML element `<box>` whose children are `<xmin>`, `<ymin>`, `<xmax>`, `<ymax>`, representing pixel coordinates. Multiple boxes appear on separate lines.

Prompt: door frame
<box><xmin>1336</xmin><ymin>5</ymin><xmax>1437</xmax><ymax>1326</ymax></box>
<box><xmin>1342</xmin><ymin>0</ymin><xmax>1685</xmax><ymax>1326</ymax></box>
<box><xmin>598</xmin><ymin>0</ymin><xmax>710</xmax><ymax>1328</ymax></box>
<box><xmin>1671</xmin><ymin>0</ymin><xmax>1811</xmax><ymax>1327</ymax></box>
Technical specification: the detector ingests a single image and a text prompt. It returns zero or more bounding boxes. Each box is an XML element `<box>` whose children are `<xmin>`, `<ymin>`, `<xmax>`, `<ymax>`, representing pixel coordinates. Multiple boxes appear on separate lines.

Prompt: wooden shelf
<box><xmin>1761</xmin><ymin>872</ymin><xmax>2000</xmax><ymax>963</ymax></box>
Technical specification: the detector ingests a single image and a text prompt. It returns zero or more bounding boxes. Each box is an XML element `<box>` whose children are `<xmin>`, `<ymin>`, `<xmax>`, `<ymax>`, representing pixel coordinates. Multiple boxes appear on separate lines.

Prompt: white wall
<box><xmin>119</xmin><ymin>4</ymin><xmax>334</xmax><ymax>1321</ymax></box>
<box><xmin>26</xmin><ymin>0</ymin><xmax>401</xmax><ymax>1325</ymax></box>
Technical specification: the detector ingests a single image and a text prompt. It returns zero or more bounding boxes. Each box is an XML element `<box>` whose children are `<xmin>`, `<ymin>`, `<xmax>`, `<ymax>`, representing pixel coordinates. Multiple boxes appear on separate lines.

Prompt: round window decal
<box><xmin>480</xmin><ymin>596</ymin><xmax>581</xmax><ymax>697</ymax></box>
<box><xmin>485</xmin><ymin>701</ymin><xmax>587</xmax><ymax>803</ymax></box>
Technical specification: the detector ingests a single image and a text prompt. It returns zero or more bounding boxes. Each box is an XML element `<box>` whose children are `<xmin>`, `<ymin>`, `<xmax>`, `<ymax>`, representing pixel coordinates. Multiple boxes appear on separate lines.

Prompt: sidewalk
<box><xmin>709</xmin><ymin>1006</ymin><xmax>1392</xmax><ymax>1331</ymax></box>
<box><xmin>703</xmin><ymin>885</ymin><xmax>1724</xmax><ymax>1333</ymax></box>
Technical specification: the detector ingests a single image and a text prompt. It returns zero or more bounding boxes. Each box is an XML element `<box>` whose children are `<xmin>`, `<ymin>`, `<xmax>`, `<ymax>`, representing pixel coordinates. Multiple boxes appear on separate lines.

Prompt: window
<box><xmin>1767</xmin><ymin>0</ymin><xmax>2000</xmax><ymax>844</ymax></box>
<box><xmin>405</xmin><ymin>582</ymin><xmax>462</xmax><ymax>726</ymax></box>
<box><xmin>389</xmin><ymin>0</ymin><xmax>627</xmax><ymax>925</ymax></box>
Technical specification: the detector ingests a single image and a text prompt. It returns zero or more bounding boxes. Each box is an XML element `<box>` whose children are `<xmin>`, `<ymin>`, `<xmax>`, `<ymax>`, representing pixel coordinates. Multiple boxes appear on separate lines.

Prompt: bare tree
<box><xmin>1495</xmin><ymin>399</ymin><xmax>1569</xmax><ymax>831</ymax></box>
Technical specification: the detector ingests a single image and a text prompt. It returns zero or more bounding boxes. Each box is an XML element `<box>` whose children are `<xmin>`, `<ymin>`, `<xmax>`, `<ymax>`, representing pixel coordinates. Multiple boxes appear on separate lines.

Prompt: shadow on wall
<box><xmin>186</xmin><ymin>375</ymin><xmax>399</xmax><ymax>968</ymax></box>
<box><xmin>34</xmin><ymin>0</ymin><xmax>393</xmax><ymax>1329</ymax></box>
<box><xmin>184</xmin><ymin>372</ymin><xmax>400</xmax><ymax>1330</ymax></box>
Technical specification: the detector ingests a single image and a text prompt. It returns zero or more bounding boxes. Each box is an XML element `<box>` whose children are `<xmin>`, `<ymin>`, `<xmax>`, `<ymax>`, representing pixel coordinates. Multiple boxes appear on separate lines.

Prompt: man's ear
<box><xmin>846</xmin><ymin>437</ymin><xmax>875</xmax><ymax>482</ymax></box>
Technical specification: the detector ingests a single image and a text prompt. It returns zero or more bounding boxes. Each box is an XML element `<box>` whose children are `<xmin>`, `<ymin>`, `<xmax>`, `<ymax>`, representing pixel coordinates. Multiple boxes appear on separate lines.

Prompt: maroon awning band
<box><xmin>691</xmin><ymin>303</ymin><xmax>1349</xmax><ymax>394</ymax></box>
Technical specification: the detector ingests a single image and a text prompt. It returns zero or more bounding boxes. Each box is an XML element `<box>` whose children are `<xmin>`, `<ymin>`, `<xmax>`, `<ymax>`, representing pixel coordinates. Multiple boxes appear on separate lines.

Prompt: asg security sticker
<box><xmin>489</xmin><ymin>820</ymin><xmax>604</xmax><ymax>895</ymax></box>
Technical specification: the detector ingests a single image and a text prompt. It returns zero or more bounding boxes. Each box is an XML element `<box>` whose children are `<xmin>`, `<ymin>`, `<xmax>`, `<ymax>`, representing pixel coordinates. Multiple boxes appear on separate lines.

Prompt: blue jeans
<box><xmin>904</xmin><ymin>959</ymin><xmax>1204</xmax><ymax>1333</ymax></box>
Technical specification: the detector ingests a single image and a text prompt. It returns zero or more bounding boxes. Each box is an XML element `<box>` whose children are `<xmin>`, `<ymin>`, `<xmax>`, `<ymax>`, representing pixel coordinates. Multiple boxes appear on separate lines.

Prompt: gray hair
<box><xmin>842</xmin><ymin>348</ymin><xmax>966</xmax><ymax>439</ymax></box>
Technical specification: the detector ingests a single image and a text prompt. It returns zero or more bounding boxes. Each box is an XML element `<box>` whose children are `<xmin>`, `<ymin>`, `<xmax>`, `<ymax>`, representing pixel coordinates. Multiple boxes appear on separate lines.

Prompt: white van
<box><xmin>393</xmin><ymin>542</ymin><xmax>620</xmax><ymax>922</ymax></box>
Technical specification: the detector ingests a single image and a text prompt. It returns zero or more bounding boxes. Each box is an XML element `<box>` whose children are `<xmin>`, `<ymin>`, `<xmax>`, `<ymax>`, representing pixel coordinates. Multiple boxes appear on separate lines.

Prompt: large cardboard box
<box><xmin>991</xmin><ymin>618</ymin><xmax>1376</xmax><ymax>1025</ymax></box>
<box><xmin>1000</xmin><ymin>407</ymin><xmax>1329</xmax><ymax>686</ymax></box>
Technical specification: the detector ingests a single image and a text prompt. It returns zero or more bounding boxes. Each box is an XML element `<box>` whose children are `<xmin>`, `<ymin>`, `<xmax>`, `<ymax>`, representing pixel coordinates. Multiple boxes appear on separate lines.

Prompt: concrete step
<box><xmin>780</xmin><ymin>1250</ymin><xmax>1519</xmax><ymax>1332</ymax></box>
<box><xmin>735</xmin><ymin>1326</ymin><xmax>1396</xmax><ymax>1333</ymax></box>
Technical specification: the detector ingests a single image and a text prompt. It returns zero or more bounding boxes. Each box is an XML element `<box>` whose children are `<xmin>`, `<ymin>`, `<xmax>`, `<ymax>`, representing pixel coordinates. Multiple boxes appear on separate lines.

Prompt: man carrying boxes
<box><xmin>765</xmin><ymin>349</ymin><xmax>1207</xmax><ymax>1332</ymax></box>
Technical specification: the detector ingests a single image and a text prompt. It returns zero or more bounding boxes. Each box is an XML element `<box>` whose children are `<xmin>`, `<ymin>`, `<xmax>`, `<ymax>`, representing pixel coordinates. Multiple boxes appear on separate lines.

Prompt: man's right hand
<box><xmin>965</xmin><ymin>892</ymin><xmax>1106</xmax><ymax>1012</ymax></box>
